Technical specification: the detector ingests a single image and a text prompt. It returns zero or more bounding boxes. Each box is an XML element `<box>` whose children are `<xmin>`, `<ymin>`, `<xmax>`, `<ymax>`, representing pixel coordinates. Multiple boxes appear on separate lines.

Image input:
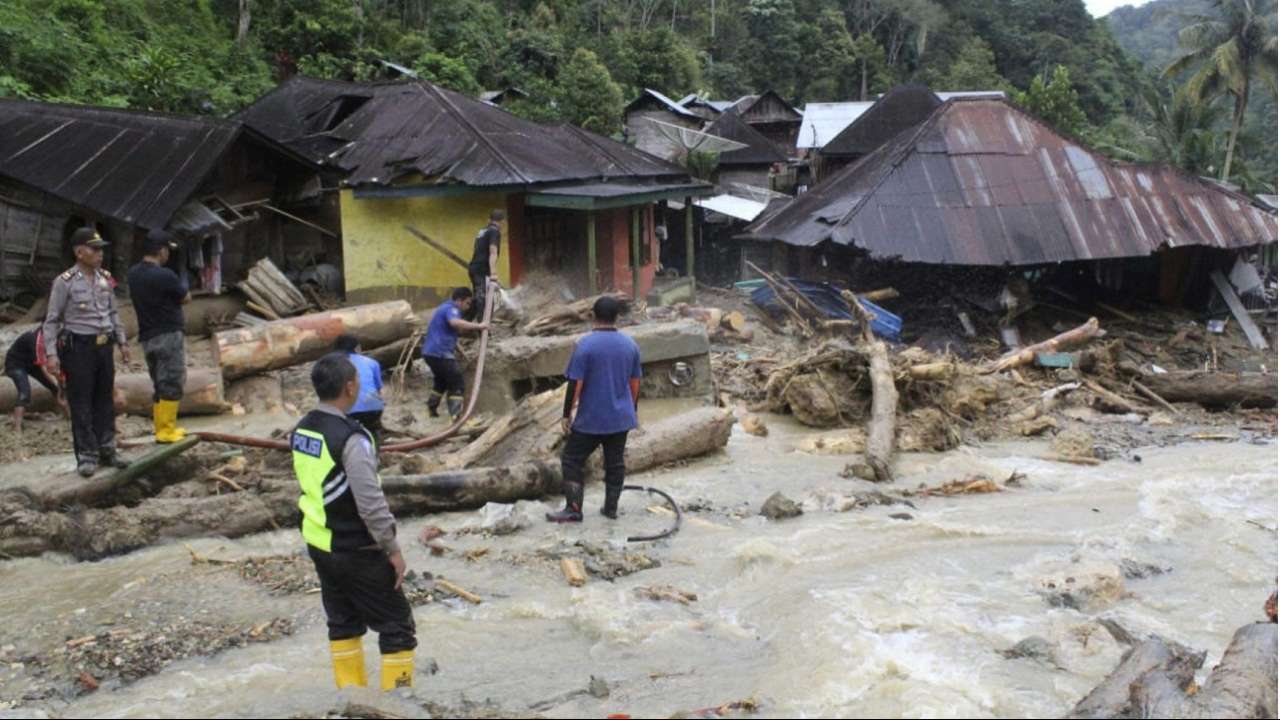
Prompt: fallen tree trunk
<box><xmin>0</xmin><ymin>368</ymin><xmax>227</xmax><ymax>416</ymax></box>
<box><xmin>41</xmin><ymin>436</ymin><xmax>201</xmax><ymax>509</ymax></box>
<box><xmin>985</xmin><ymin>317</ymin><xmax>1100</xmax><ymax>374</ymax></box>
<box><xmin>1124</xmin><ymin>370</ymin><xmax>1277</xmax><ymax>409</ymax></box>
<box><xmin>213</xmin><ymin>301</ymin><xmax>415</xmax><ymax>380</ymax></box>
<box><xmin>0</xmin><ymin>406</ymin><xmax>735</xmax><ymax>561</ymax></box>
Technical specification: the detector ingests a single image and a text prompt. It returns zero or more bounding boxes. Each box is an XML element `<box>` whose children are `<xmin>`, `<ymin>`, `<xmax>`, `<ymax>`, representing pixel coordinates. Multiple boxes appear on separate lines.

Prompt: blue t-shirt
<box><xmin>348</xmin><ymin>352</ymin><xmax>384</xmax><ymax>413</ymax></box>
<box><xmin>423</xmin><ymin>301</ymin><xmax>462</xmax><ymax>358</ymax></box>
<box><xmin>566</xmin><ymin>329</ymin><xmax>642</xmax><ymax>435</ymax></box>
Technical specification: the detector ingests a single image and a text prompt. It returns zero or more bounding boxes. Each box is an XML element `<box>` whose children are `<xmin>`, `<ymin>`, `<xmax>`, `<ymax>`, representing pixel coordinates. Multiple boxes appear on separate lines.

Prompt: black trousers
<box><xmin>61</xmin><ymin>334</ymin><xmax>116</xmax><ymax>463</ymax></box>
<box><xmin>468</xmin><ymin>268</ymin><xmax>487</xmax><ymax>320</ymax></box>
<box><xmin>349</xmin><ymin>410</ymin><xmax>383</xmax><ymax>446</ymax></box>
<box><xmin>3</xmin><ymin>363</ymin><xmax>57</xmax><ymax>408</ymax></box>
<box><xmin>561</xmin><ymin>430</ymin><xmax>629</xmax><ymax>488</ymax></box>
<box><xmin>422</xmin><ymin>356</ymin><xmax>465</xmax><ymax>396</ymax></box>
<box><xmin>308</xmin><ymin>546</ymin><xmax>417</xmax><ymax>654</ymax></box>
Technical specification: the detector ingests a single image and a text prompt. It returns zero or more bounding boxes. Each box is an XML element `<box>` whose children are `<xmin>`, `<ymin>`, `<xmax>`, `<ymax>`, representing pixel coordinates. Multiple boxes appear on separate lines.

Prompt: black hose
<box><xmin>622</xmin><ymin>484</ymin><xmax>681</xmax><ymax>542</ymax></box>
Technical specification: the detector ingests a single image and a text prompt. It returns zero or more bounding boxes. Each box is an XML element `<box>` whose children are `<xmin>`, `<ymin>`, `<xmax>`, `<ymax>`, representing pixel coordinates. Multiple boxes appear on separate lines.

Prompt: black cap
<box><xmin>143</xmin><ymin>229</ymin><xmax>178</xmax><ymax>254</ymax></box>
<box><xmin>70</xmin><ymin>227</ymin><xmax>108</xmax><ymax>248</ymax></box>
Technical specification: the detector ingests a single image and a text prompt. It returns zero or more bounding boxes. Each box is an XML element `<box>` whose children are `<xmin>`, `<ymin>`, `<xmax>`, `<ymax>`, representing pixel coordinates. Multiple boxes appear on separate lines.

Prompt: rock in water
<box><xmin>760</xmin><ymin>492</ymin><xmax>802</xmax><ymax>520</ymax></box>
<box><xmin>1002</xmin><ymin>636</ymin><xmax>1056</xmax><ymax>664</ymax></box>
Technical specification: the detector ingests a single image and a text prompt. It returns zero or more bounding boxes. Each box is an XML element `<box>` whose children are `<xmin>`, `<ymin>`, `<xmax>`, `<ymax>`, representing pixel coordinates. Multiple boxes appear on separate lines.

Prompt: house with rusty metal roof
<box><xmin>742</xmin><ymin>96</ymin><xmax>1276</xmax><ymax>306</ymax></box>
<box><xmin>240</xmin><ymin>77</ymin><xmax>711</xmax><ymax>303</ymax></box>
<box><xmin>0</xmin><ymin>98</ymin><xmax>326</xmax><ymax>302</ymax></box>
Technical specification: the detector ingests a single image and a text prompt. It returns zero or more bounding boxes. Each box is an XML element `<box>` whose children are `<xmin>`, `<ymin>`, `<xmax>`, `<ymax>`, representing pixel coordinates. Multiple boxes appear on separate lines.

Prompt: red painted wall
<box><xmin>596</xmin><ymin>206</ymin><xmax>657</xmax><ymax>298</ymax></box>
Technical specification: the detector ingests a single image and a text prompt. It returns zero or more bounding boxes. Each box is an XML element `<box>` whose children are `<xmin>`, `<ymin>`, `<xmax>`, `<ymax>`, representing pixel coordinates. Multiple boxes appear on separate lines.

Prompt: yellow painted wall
<box><xmin>339</xmin><ymin>189</ymin><xmax>510</xmax><ymax>306</ymax></box>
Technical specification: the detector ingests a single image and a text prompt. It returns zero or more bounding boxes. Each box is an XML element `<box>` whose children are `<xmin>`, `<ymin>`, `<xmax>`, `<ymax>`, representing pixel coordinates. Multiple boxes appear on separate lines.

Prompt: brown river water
<box><xmin>0</xmin><ymin>406</ymin><xmax>1274</xmax><ymax>718</ymax></box>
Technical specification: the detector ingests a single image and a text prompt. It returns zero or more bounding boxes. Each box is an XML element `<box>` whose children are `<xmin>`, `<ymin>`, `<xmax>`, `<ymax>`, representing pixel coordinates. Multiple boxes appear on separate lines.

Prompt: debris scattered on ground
<box><xmin>634</xmin><ymin>585</ymin><xmax>698</xmax><ymax>605</ymax></box>
<box><xmin>905</xmin><ymin>474</ymin><xmax>1007</xmax><ymax>498</ymax></box>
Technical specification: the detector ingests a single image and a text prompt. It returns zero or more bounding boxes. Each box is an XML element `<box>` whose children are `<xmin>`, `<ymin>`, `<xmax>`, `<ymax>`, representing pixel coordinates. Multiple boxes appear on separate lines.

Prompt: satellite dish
<box><xmin>647</xmin><ymin>117</ymin><xmax>748</xmax><ymax>157</ymax></box>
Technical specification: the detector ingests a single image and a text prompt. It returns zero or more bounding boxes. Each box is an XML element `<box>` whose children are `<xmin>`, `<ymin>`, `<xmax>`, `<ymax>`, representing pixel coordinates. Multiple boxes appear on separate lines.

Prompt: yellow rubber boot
<box><xmin>329</xmin><ymin>638</ymin><xmax>367</xmax><ymax>689</ymax></box>
<box><xmin>154</xmin><ymin>400</ymin><xmax>187</xmax><ymax>443</ymax></box>
<box><xmin>380</xmin><ymin>650</ymin><xmax>414</xmax><ymax>690</ymax></box>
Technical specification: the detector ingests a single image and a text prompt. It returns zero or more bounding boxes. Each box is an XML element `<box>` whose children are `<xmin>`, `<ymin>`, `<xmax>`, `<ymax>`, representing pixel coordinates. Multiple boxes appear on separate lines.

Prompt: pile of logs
<box><xmin>236</xmin><ymin>258</ymin><xmax>312</xmax><ymax>321</ymax></box>
<box><xmin>673</xmin><ymin>305</ymin><xmax>753</xmax><ymax>343</ymax></box>
<box><xmin>0</xmin><ymin>404</ymin><xmax>735</xmax><ymax>560</ymax></box>
<box><xmin>521</xmin><ymin>293</ymin><xmax>630</xmax><ymax>336</ymax></box>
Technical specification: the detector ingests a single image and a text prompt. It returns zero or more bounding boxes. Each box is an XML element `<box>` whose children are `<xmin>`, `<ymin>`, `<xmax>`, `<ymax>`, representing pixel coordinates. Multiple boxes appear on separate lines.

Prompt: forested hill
<box><xmin>0</xmin><ymin>0</ymin><xmax>1273</xmax><ymax>190</ymax></box>
<box><xmin>0</xmin><ymin>0</ymin><xmax>1142</xmax><ymax>120</ymax></box>
<box><xmin>1105</xmin><ymin>0</ymin><xmax>1214</xmax><ymax>70</ymax></box>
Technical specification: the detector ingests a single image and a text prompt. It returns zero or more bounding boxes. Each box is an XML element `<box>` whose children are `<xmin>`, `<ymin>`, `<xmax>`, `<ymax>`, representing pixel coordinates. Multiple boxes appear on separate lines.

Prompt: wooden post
<box><xmin>631</xmin><ymin>206</ymin><xmax>641</xmax><ymax>301</ymax></box>
<box><xmin>587</xmin><ymin>210</ymin><xmax>597</xmax><ymax>295</ymax></box>
<box><xmin>684</xmin><ymin>198</ymin><xmax>695</xmax><ymax>280</ymax></box>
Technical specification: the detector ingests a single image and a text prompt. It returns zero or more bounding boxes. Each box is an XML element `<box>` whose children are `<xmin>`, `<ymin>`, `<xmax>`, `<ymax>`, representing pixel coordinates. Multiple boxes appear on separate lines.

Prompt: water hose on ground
<box><xmin>622</xmin><ymin>484</ymin><xmax>681</xmax><ymax>542</ymax></box>
<box><xmin>193</xmin><ymin>279</ymin><xmax>498</xmax><ymax>453</ymax></box>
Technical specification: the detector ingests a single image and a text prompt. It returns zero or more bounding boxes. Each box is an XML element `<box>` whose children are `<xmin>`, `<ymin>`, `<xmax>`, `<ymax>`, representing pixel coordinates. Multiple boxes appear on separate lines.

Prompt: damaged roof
<box><xmin>743</xmin><ymin>97</ymin><xmax>1278</xmax><ymax>265</ymax></box>
<box><xmin>625</xmin><ymin>89</ymin><xmax>703</xmax><ymax>119</ymax></box>
<box><xmin>821</xmin><ymin>85</ymin><xmax>942</xmax><ymax>158</ymax></box>
<box><xmin>705</xmin><ymin>109</ymin><xmax>786</xmax><ymax>166</ymax></box>
<box><xmin>241</xmin><ymin>77</ymin><xmax>689</xmax><ymax>188</ymax></box>
<box><xmin>0</xmin><ymin>99</ymin><xmax>254</xmax><ymax>230</ymax></box>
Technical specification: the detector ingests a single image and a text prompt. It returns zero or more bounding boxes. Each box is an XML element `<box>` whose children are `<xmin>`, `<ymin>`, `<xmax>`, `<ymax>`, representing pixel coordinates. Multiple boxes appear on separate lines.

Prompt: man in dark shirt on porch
<box><xmin>546</xmin><ymin>296</ymin><xmax>642</xmax><ymax>524</ymax></box>
<box><xmin>467</xmin><ymin>209</ymin><xmax>504</xmax><ymax>319</ymax></box>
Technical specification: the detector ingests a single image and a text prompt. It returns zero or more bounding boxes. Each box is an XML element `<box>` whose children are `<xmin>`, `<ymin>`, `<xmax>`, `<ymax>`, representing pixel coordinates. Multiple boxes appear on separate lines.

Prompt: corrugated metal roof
<box><xmin>241</xmin><ymin>77</ymin><xmax>689</xmax><ymax>188</ymax></box>
<box><xmin>797</xmin><ymin>102</ymin><xmax>875</xmax><ymax>150</ymax></box>
<box><xmin>0</xmin><ymin>98</ymin><xmax>244</xmax><ymax>229</ymax></box>
<box><xmin>744</xmin><ymin>97</ymin><xmax>1278</xmax><ymax>265</ymax></box>
<box><xmin>625</xmin><ymin>89</ymin><xmax>702</xmax><ymax>119</ymax></box>
<box><xmin>705</xmin><ymin>109</ymin><xmax>785</xmax><ymax>166</ymax></box>
<box><xmin>821</xmin><ymin>85</ymin><xmax>941</xmax><ymax>158</ymax></box>
<box><xmin>932</xmin><ymin>91</ymin><xmax>1007</xmax><ymax>100</ymax></box>
<box><xmin>695</xmin><ymin>194</ymin><xmax>768</xmax><ymax>221</ymax></box>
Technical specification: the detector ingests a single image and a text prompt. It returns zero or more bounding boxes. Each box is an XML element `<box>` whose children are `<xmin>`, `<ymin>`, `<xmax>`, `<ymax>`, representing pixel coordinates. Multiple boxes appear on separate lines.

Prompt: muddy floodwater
<box><xmin>0</xmin><ymin>407</ymin><xmax>1274</xmax><ymax>718</ymax></box>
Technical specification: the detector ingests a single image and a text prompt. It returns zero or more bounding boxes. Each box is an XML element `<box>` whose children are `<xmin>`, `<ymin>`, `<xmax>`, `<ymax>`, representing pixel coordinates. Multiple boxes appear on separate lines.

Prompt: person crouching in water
<box><xmin>546</xmin><ymin>296</ymin><xmax>642</xmax><ymax>523</ymax></box>
<box><xmin>292</xmin><ymin>353</ymin><xmax>417</xmax><ymax>690</ymax></box>
<box><xmin>421</xmin><ymin>287</ymin><xmax>487</xmax><ymax>420</ymax></box>
<box><xmin>333</xmin><ymin>334</ymin><xmax>385</xmax><ymax>445</ymax></box>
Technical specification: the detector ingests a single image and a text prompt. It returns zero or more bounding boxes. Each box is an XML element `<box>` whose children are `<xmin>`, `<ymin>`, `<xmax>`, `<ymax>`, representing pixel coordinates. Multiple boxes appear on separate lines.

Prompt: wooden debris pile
<box><xmin>235</xmin><ymin>257</ymin><xmax>313</xmax><ymax>322</ymax></box>
<box><xmin>521</xmin><ymin>292</ymin><xmax>631</xmax><ymax>336</ymax></box>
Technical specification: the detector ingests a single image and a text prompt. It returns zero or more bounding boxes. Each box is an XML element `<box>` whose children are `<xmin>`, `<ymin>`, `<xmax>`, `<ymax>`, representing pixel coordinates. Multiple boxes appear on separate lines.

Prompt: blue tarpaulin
<box><xmin>749</xmin><ymin>278</ymin><xmax>902</xmax><ymax>342</ymax></box>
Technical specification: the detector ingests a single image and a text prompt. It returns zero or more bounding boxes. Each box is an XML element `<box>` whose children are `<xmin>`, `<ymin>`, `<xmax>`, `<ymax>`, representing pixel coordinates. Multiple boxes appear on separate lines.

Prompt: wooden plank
<box><xmin>405</xmin><ymin>224</ymin><xmax>469</xmax><ymax>272</ymax></box>
<box><xmin>1210</xmin><ymin>270</ymin><xmax>1267</xmax><ymax>350</ymax></box>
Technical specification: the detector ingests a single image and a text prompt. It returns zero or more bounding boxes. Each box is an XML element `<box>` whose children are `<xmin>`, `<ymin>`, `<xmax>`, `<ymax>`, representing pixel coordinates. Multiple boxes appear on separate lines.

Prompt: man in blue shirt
<box><xmin>547</xmin><ymin>296</ymin><xmax>642</xmax><ymax>524</ymax></box>
<box><xmin>421</xmin><ymin>287</ymin><xmax>487</xmax><ymax>420</ymax></box>
<box><xmin>334</xmin><ymin>334</ymin><xmax>385</xmax><ymax>444</ymax></box>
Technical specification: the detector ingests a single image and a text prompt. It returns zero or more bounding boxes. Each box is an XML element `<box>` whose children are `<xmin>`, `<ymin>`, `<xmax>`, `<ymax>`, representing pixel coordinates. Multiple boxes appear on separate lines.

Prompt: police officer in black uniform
<box><xmin>43</xmin><ymin>227</ymin><xmax>132</xmax><ymax>477</ymax></box>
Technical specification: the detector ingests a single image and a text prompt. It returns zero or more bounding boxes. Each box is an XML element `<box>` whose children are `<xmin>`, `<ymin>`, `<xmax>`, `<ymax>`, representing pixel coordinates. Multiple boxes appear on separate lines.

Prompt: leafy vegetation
<box><xmin>0</xmin><ymin>0</ymin><xmax>1273</xmax><ymax>190</ymax></box>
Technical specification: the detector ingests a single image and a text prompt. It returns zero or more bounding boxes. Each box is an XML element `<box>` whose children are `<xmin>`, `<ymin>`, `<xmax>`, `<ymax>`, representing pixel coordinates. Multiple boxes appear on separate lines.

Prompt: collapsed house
<box><xmin>0</xmin><ymin>99</ymin><xmax>329</xmax><ymax>302</ymax></box>
<box><xmin>740</xmin><ymin>95</ymin><xmax>1278</xmax><ymax>329</ymax></box>
<box><xmin>241</xmin><ymin>77</ymin><xmax>711</xmax><ymax>304</ymax></box>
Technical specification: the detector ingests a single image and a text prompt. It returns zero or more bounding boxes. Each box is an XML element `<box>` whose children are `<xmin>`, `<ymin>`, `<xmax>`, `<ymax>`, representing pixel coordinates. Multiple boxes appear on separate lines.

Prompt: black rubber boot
<box><xmin>427</xmin><ymin>393</ymin><xmax>442</xmax><ymax>418</ymax></box>
<box><xmin>99</xmin><ymin>451</ymin><xmax>130</xmax><ymax>469</ymax></box>
<box><xmin>601</xmin><ymin>484</ymin><xmax>623</xmax><ymax>519</ymax></box>
<box><xmin>446</xmin><ymin>396</ymin><xmax>463</xmax><ymax>421</ymax></box>
<box><xmin>546</xmin><ymin>482</ymin><xmax>584</xmax><ymax>523</ymax></box>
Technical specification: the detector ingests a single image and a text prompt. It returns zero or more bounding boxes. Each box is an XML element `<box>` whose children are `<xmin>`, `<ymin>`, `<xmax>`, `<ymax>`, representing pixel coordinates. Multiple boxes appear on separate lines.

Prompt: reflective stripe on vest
<box><xmin>292</xmin><ymin>427</ymin><xmax>336</xmax><ymax>551</ymax></box>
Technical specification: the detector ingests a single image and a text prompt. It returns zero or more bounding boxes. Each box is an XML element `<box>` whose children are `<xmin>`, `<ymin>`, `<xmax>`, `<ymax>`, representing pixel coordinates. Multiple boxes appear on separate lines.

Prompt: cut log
<box><xmin>0</xmin><ymin>368</ymin><xmax>226</xmax><ymax>416</ymax></box>
<box><xmin>859</xmin><ymin>287</ymin><xmax>899</xmax><ymax>303</ymax></box>
<box><xmin>1126</xmin><ymin>371</ymin><xmax>1277</xmax><ymax>409</ymax></box>
<box><xmin>722</xmin><ymin>311</ymin><xmax>747</xmax><ymax>334</ymax></box>
<box><xmin>906</xmin><ymin>362</ymin><xmax>955</xmax><ymax>381</ymax></box>
<box><xmin>114</xmin><ymin>369</ymin><xmax>228</xmax><ymax>417</ymax></box>
<box><xmin>41</xmin><ymin>436</ymin><xmax>201</xmax><ymax>509</ymax></box>
<box><xmin>584</xmin><ymin>407</ymin><xmax>735</xmax><ymax>481</ymax></box>
<box><xmin>985</xmin><ymin>318</ymin><xmax>1100</xmax><ymax>374</ymax></box>
<box><xmin>436</xmin><ymin>579</ymin><xmax>482</xmax><ymax>605</ymax></box>
<box><xmin>213</xmin><ymin>301</ymin><xmax>415</xmax><ymax>380</ymax></box>
<box><xmin>862</xmin><ymin>339</ymin><xmax>898</xmax><ymax>483</ymax></box>
<box><xmin>1067</xmin><ymin>637</ymin><xmax>1206</xmax><ymax>719</ymax></box>
<box><xmin>1183</xmin><ymin>622</ymin><xmax>1277</xmax><ymax>719</ymax></box>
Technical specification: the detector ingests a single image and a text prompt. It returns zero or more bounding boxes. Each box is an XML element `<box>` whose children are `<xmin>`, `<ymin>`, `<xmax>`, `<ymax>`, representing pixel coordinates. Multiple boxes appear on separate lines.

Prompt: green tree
<box><xmin>413</xmin><ymin>52</ymin><xmax>482</xmax><ymax>95</ymax></box>
<box><xmin>920</xmin><ymin>36</ymin><xmax>1008</xmax><ymax>91</ymax></box>
<box><xmin>1014</xmin><ymin>65</ymin><xmax>1088</xmax><ymax>136</ymax></box>
<box><xmin>850</xmin><ymin>33</ymin><xmax>890</xmax><ymax>100</ymax></box>
<box><xmin>744</xmin><ymin>0</ymin><xmax>802</xmax><ymax>98</ymax></box>
<box><xmin>1163</xmin><ymin>0</ymin><xmax>1278</xmax><ymax>179</ymax></box>
<box><xmin>556</xmin><ymin>47</ymin><xmax>624</xmax><ymax>135</ymax></box>
<box><xmin>804</xmin><ymin>9</ymin><xmax>858</xmax><ymax>101</ymax></box>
